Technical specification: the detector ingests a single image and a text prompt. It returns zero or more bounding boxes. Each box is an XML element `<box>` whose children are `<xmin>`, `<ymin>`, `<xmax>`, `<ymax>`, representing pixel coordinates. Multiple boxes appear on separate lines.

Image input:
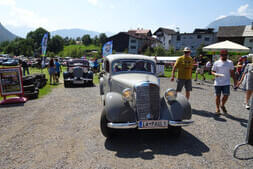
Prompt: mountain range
<box><xmin>0</xmin><ymin>22</ymin><xmax>17</xmax><ymax>42</ymax></box>
<box><xmin>1</xmin><ymin>15</ymin><xmax>253</xmax><ymax>42</ymax></box>
<box><xmin>207</xmin><ymin>15</ymin><xmax>252</xmax><ymax>31</ymax></box>
<box><xmin>51</xmin><ymin>28</ymin><xmax>101</xmax><ymax>38</ymax></box>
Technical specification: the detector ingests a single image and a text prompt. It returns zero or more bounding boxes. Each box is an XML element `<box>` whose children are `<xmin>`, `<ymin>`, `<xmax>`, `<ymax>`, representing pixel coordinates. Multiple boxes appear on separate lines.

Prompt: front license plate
<box><xmin>73</xmin><ymin>80</ymin><xmax>84</xmax><ymax>84</ymax></box>
<box><xmin>138</xmin><ymin>120</ymin><xmax>168</xmax><ymax>129</ymax></box>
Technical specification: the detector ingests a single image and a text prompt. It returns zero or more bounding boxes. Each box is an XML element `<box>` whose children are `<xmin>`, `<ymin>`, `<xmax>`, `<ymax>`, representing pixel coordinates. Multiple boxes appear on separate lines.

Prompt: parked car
<box><xmin>63</xmin><ymin>59</ymin><xmax>93</xmax><ymax>87</ymax></box>
<box><xmin>2</xmin><ymin>59</ymin><xmax>19</xmax><ymax>66</ymax></box>
<box><xmin>99</xmin><ymin>54</ymin><xmax>193</xmax><ymax>138</ymax></box>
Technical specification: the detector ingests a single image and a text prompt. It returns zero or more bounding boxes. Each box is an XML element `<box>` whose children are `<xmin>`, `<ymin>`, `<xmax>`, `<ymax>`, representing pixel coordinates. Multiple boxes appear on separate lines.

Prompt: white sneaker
<box><xmin>245</xmin><ymin>104</ymin><xmax>250</xmax><ymax>110</ymax></box>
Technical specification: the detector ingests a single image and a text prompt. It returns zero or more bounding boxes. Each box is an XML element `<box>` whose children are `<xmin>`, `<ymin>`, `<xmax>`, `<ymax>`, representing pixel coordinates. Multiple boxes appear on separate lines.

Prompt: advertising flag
<box><xmin>41</xmin><ymin>33</ymin><xmax>48</xmax><ymax>56</ymax></box>
<box><xmin>102</xmin><ymin>41</ymin><xmax>113</xmax><ymax>57</ymax></box>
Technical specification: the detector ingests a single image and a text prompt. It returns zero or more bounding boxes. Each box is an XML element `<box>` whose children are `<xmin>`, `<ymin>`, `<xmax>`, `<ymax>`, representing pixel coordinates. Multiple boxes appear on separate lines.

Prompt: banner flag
<box><xmin>102</xmin><ymin>41</ymin><xmax>113</xmax><ymax>57</ymax></box>
<box><xmin>41</xmin><ymin>33</ymin><xmax>48</xmax><ymax>56</ymax></box>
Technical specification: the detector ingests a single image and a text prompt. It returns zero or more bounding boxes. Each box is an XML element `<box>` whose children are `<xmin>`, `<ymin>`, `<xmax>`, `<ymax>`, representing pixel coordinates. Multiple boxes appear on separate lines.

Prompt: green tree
<box><xmin>93</xmin><ymin>35</ymin><xmax>100</xmax><ymax>46</ymax></box>
<box><xmin>26</xmin><ymin>27</ymin><xmax>50</xmax><ymax>50</ymax></box>
<box><xmin>196</xmin><ymin>43</ymin><xmax>205</xmax><ymax>56</ymax></box>
<box><xmin>144</xmin><ymin>47</ymin><xmax>152</xmax><ymax>56</ymax></box>
<box><xmin>48</xmin><ymin>35</ymin><xmax>64</xmax><ymax>54</ymax></box>
<box><xmin>154</xmin><ymin>45</ymin><xmax>166</xmax><ymax>56</ymax></box>
<box><xmin>82</xmin><ymin>34</ymin><xmax>92</xmax><ymax>46</ymax></box>
<box><xmin>99</xmin><ymin>33</ymin><xmax>107</xmax><ymax>45</ymax></box>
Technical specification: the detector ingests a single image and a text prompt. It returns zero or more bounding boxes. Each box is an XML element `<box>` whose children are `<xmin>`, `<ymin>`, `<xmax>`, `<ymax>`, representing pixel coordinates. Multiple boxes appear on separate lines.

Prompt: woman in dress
<box><xmin>237</xmin><ymin>57</ymin><xmax>253</xmax><ymax>109</ymax></box>
<box><xmin>48</xmin><ymin>58</ymin><xmax>56</xmax><ymax>85</ymax></box>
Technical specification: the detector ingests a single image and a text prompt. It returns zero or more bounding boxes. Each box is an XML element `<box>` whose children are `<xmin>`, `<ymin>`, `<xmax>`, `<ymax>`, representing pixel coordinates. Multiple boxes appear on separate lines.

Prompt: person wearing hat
<box><xmin>211</xmin><ymin>49</ymin><xmax>237</xmax><ymax>115</ymax></box>
<box><xmin>171</xmin><ymin>47</ymin><xmax>193</xmax><ymax>100</ymax></box>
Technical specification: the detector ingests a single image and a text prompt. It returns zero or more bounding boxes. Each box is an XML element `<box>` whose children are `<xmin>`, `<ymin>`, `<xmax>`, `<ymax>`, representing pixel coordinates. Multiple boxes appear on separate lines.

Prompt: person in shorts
<box><xmin>171</xmin><ymin>47</ymin><xmax>193</xmax><ymax>100</ymax></box>
<box><xmin>54</xmin><ymin>59</ymin><xmax>61</xmax><ymax>83</ymax></box>
<box><xmin>236</xmin><ymin>57</ymin><xmax>253</xmax><ymax>109</ymax></box>
<box><xmin>194</xmin><ymin>54</ymin><xmax>206</xmax><ymax>81</ymax></box>
<box><xmin>212</xmin><ymin>50</ymin><xmax>237</xmax><ymax>115</ymax></box>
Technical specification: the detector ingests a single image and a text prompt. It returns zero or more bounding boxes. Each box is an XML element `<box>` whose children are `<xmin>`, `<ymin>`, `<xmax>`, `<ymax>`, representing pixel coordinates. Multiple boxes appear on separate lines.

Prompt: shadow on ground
<box><xmin>104</xmin><ymin>130</ymin><xmax>209</xmax><ymax>160</ymax></box>
<box><xmin>0</xmin><ymin>103</ymin><xmax>25</xmax><ymax>108</ymax></box>
<box><xmin>192</xmin><ymin>109</ymin><xmax>248</xmax><ymax>127</ymax></box>
<box><xmin>192</xmin><ymin>109</ymin><xmax>227</xmax><ymax>122</ymax></box>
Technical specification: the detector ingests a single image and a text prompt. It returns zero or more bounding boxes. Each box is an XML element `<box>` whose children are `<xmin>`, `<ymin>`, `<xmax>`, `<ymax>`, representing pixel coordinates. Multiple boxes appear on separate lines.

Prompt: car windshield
<box><xmin>68</xmin><ymin>60</ymin><xmax>89</xmax><ymax>67</ymax></box>
<box><xmin>112</xmin><ymin>59</ymin><xmax>155</xmax><ymax>73</ymax></box>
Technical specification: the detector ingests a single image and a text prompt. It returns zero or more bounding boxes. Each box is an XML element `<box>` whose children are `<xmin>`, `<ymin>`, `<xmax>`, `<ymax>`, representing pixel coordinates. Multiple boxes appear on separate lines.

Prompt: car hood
<box><xmin>112</xmin><ymin>73</ymin><xmax>159</xmax><ymax>89</ymax></box>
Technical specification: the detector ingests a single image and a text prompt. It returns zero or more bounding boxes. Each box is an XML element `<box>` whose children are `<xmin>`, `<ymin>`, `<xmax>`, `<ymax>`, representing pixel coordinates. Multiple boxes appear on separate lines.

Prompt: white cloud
<box><xmin>0</xmin><ymin>0</ymin><xmax>16</xmax><ymax>6</ymax></box>
<box><xmin>216</xmin><ymin>4</ymin><xmax>253</xmax><ymax>21</ymax></box>
<box><xmin>237</xmin><ymin>4</ymin><xmax>249</xmax><ymax>15</ymax></box>
<box><xmin>230</xmin><ymin>4</ymin><xmax>253</xmax><ymax>18</ymax></box>
<box><xmin>88</xmin><ymin>0</ymin><xmax>98</xmax><ymax>6</ymax></box>
<box><xmin>0</xmin><ymin>0</ymin><xmax>51</xmax><ymax>29</ymax></box>
<box><xmin>8</xmin><ymin>6</ymin><xmax>49</xmax><ymax>28</ymax></box>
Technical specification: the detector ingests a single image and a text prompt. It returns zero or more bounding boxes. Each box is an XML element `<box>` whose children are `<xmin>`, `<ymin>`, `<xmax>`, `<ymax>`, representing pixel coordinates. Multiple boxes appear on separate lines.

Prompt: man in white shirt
<box><xmin>212</xmin><ymin>50</ymin><xmax>237</xmax><ymax>115</ymax></box>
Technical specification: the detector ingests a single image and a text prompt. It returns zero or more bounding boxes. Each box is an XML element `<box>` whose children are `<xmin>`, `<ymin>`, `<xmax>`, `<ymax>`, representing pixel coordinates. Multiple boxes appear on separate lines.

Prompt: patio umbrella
<box><xmin>203</xmin><ymin>40</ymin><xmax>250</xmax><ymax>55</ymax></box>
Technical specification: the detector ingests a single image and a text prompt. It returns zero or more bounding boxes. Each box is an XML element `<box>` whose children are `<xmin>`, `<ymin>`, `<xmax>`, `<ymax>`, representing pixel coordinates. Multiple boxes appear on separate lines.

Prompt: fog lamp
<box><xmin>165</xmin><ymin>88</ymin><xmax>177</xmax><ymax>102</ymax></box>
<box><xmin>122</xmin><ymin>88</ymin><xmax>133</xmax><ymax>101</ymax></box>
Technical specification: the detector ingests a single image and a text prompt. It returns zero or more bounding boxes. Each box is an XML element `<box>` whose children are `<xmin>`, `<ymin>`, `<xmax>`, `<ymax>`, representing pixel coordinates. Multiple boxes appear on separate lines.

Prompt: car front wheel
<box><xmin>100</xmin><ymin>109</ymin><xmax>114</xmax><ymax>138</ymax></box>
<box><xmin>64</xmin><ymin>81</ymin><xmax>71</xmax><ymax>88</ymax></box>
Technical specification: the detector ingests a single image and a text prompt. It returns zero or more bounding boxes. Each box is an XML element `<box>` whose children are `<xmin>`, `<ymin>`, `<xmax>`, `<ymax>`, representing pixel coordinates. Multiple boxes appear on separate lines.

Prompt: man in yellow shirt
<box><xmin>171</xmin><ymin>47</ymin><xmax>193</xmax><ymax>99</ymax></box>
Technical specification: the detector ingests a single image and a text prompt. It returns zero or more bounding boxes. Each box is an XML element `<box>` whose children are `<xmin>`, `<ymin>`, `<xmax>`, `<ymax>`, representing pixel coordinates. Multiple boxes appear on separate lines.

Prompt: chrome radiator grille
<box><xmin>73</xmin><ymin>67</ymin><xmax>83</xmax><ymax>78</ymax></box>
<box><xmin>135</xmin><ymin>82</ymin><xmax>160</xmax><ymax>120</ymax></box>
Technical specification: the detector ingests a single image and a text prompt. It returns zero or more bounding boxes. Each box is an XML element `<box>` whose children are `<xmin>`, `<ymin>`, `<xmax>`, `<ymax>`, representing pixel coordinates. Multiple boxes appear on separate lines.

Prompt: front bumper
<box><xmin>64</xmin><ymin>78</ymin><xmax>93</xmax><ymax>81</ymax></box>
<box><xmin>107</xmin><ymin>120</ymin><xmax>193</xmax><ymax>129</ymax></box>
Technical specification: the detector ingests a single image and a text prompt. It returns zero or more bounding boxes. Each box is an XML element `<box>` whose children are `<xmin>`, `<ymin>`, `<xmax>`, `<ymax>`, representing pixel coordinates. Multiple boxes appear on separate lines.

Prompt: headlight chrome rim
<box><xmin>165</xmin><ymin>88</ymin><xmax>177</xmax><ymax>102</ymax></box>
<box><xmin>122</xmin><ymin>88</ymin><xmax>133</xmax><ymax>101</ymax></box>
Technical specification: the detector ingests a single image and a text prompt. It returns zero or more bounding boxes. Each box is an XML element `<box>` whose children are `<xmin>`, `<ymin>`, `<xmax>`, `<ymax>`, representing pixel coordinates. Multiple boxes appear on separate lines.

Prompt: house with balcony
<box><xmin>153</xmin><ymin>27</ymin><xmax>176</xmax><ymax>50</ymax></box>
<box><xmin>107</xmin><ymin>29</ymin><xmax>160</xmax><ymax>54</ymax></box>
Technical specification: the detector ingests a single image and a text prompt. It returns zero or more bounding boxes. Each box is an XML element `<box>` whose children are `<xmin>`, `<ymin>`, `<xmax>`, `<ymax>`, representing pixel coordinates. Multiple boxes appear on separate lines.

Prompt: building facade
<box><xmin>153</xmin><ymin>28</ymin><xmax>176</xmax><ymax>50</ymax></box>
<box><xmin>170</xmin><ymin>28</ymin><xmax>216</xmax><ymax>56</ymax></box>
<box><xmin>107</xmin><ymin>29</ymin><xmax>159</xmax><ymax>54</ymax></box>
<box><xmin>217</xmin><ymin>24</ymin><xmax>253</xmax><ymax>53</ymax></box>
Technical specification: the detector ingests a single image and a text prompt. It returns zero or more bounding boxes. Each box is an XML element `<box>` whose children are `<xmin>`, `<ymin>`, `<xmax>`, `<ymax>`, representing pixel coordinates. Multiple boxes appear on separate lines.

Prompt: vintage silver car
<box><xmin>99</xmin><ymin>54</ymin><xmax>193</xmax><ymax>138</ymax></box>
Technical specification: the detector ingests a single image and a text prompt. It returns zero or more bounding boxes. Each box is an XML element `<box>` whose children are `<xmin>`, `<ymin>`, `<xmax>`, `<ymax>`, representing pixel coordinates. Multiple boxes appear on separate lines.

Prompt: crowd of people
<box><xmin>171</xmin><ymin>47</ymin><xmax>252</xmax><ymax>115</ymax></box>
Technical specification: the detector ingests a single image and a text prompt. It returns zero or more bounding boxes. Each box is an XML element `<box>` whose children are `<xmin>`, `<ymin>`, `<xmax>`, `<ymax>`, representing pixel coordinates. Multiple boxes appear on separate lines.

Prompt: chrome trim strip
<box><xmin>169</xmin><ymin>120</ymin><xmax>194</xmax><ymax>127</ymax></box>
<box><xmin>107</xmin><ymin>122</ymin><xmax>137</xmax><ymax>129</ymax></box>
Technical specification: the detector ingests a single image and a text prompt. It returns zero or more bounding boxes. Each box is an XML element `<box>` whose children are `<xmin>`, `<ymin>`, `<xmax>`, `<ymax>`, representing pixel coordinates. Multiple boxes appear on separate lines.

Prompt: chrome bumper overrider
<box><xmin>107</xmin><ymin>122</ymin><xmax>137</xmax><ymax>129</ymax></box>
<box><xmin>168</xmin><ymin>120</ymin><xmax>194</xmax><ymax>126</ymax></box>
<box><xmin>107</xmin><ymin>120</ymin><xmax>193</xmax><ymax>129</ymax></box>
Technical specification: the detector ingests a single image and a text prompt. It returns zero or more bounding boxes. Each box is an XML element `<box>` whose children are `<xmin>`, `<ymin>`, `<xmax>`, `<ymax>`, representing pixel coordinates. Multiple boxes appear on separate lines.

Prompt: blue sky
<box><xmin>0</xmin><ymin>0</ymin><xmax>253</xmax><ymax>36</ymax></box>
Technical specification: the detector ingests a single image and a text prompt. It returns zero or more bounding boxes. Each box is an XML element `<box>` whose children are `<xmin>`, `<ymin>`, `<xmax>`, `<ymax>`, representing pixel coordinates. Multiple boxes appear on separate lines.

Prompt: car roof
<box><xmin>105</xmin><ymin>54</ymin><xmax>155</xmax><ymax>63</ymax></box>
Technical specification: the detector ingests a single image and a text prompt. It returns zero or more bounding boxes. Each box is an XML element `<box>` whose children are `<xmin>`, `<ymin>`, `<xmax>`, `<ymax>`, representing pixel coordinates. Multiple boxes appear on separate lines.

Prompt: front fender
<box><xmin>160</xmin><ymin>93</ymin><xmax>192</xmax><ymax>121</ymax></box>
<box><xmin>104</xmin><ymin>92</ymin><xmax>136</xmax><ymax>123</ymax></box>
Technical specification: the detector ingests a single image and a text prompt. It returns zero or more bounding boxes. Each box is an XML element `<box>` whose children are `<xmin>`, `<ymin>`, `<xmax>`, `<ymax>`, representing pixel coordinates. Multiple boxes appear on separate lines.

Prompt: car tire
<box><xmin>100</xmin><ymin>109</ymin><xmax>114</xmax><ymax>138</ymax></box>
<box><xmin>23</xmin><ymin>84</ymin><xmax>36</xmax><ymax>92</ymax></box>
<box><xmin>64</xmin><ymin>81</ymin><xmax>70</xmax><ymax>88</ymax></box>
<box><xmin>170</xmin><ymin>126</ymin><xmax>182</xmax><ymax>137</ymax></box>
<box><xmin>88</xmin><ymin>81</ymin><xmax>93</xmax><ymax>87</ymax></box>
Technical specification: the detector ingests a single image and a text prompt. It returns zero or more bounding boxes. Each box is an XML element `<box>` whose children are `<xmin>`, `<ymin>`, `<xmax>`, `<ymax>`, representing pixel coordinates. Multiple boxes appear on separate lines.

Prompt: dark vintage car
<box><xmin>99</xmin><ymin>54</ymin><xmax>193</xmax><ymax>138</ymax></box>
<box><xmin>63</xmin><ymin>59</ymin><xmax>93</xmax><ymax>88</ymax></box>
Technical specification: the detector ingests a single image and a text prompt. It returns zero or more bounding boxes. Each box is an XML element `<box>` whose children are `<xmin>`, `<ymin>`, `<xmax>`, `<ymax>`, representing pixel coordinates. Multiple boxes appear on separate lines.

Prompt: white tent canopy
<box><xmin>203</xmin><ymin>40</ymin><xmax>250</xmax><ymax>53</ymax></box>
<box><xmin>150</xmin><ymin>56</ymin><xmax>180</xmax><ymax>63</ymax></box>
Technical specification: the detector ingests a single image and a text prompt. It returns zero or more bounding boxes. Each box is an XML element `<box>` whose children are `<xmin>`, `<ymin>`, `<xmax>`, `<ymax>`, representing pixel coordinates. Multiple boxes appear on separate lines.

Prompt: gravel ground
<box><xmin>0</xmin><ymin>79</ymin><xmax>252</xmax><ymax>169</ymax></box>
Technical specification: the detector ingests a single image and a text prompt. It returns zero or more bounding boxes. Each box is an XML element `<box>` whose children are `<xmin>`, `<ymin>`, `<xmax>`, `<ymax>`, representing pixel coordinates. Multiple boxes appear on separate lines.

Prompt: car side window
<box><xmin>105</xmin><ymin>60</ymin><xmax>110</xmax><ymax>73</ymax></box>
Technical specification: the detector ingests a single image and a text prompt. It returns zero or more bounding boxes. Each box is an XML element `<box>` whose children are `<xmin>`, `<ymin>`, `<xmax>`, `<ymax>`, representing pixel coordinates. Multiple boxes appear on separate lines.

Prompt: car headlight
<box><xmin>165</xmin><ymin>88</ymin><xmax>177</xmax><ymax>102</ymax></box>
<box><xmin>122</xmin><ymin>88</ymin><xmax>133</xmax><ymax>101</ymax></box>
